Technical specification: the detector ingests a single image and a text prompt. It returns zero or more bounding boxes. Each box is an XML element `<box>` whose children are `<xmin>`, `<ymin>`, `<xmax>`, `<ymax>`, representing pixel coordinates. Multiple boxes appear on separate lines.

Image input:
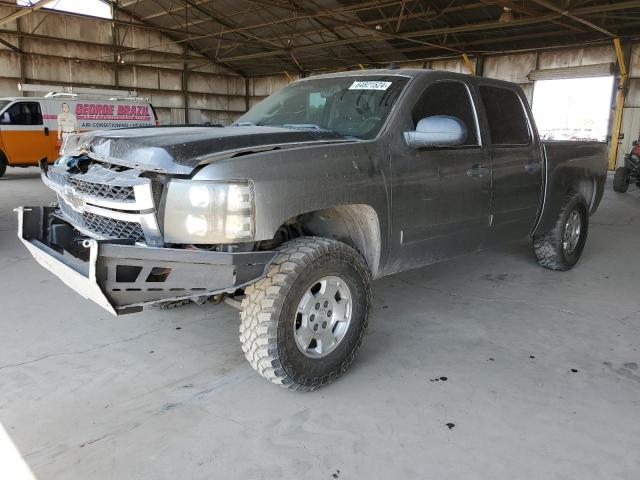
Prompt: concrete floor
<box><xmin>0</xmin><ymin>167</ymin><xmax>639</xmax><ymax>480</ymax></box>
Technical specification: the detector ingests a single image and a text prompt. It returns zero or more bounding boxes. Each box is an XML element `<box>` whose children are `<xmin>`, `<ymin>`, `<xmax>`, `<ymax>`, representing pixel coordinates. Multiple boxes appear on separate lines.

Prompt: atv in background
<box><xmin>614</xmin><ymin>140</ymin><xmax>640</xmax><ymax>193</ymax></box>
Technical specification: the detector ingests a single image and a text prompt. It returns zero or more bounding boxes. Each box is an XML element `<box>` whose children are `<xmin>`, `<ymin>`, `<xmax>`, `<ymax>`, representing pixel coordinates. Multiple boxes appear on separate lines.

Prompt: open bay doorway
<box><xmin>532</xmin><ymin>76</ymin><xmax>614</xmax><ymax>142</ymax></box>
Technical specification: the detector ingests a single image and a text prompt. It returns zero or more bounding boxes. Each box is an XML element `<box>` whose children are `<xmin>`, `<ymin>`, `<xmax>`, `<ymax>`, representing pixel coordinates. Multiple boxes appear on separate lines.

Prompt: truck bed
<box><xmin>534</xmin><ymin>141</ymin><xmax>608</xmax><ymax>235</ymax></box>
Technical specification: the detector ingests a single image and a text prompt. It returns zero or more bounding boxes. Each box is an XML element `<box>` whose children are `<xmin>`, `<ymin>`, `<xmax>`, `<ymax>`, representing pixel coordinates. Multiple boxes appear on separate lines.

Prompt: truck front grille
<box><xmin>58</xmin><ymin>198</ymin><xmax>145</xmax><ymax>243</ymax></box>
<box><xmin>47</xmin><ymin>169</ymin><xmax>136</xmax><ymax>202</ymax></box>
<box><xmin>68</xmin><ymin>178</ymin><xmax>135</xmax><ymax>202</ymax></box>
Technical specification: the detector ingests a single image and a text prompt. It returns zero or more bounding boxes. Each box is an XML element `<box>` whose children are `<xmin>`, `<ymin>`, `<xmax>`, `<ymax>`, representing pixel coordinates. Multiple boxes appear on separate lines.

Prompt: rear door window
<box><xmin>479</xmin><ymin>86</ymin><xmax>530</xmax><ymax>146</ymax></box>
<box><xmin>0</xmin><ymin>102</ymin><xmax>43</xmax><ymax>125</ymax></box>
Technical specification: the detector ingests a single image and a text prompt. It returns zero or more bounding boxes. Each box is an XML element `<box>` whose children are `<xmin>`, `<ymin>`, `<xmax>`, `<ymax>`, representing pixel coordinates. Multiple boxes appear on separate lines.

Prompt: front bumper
<box><xmin>17</xmin><ymin>206</ymin><xmax>277</xmax><ymax>315</ymax></box>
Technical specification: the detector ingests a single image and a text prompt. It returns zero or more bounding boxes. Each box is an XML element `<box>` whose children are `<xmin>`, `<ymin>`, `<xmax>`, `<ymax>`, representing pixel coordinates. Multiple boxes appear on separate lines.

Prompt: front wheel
<box><xmin>532</xmin><ymin>195</ymin><xmax>589</xmax><ymax>271</ymax></box>
<box><xmin>613</xmin><ymin>167</ymin><xmax>630</xmax><ymax>193</ymax></box>
<box><xmin>239</xmin><ymin>237</ymin><xmax>371</xmax><ymax>391</ymax></box>
<box><xmin>0</xmin><ymin>154</ymin><xmax>7</xmax><ymax>178</ymax></box>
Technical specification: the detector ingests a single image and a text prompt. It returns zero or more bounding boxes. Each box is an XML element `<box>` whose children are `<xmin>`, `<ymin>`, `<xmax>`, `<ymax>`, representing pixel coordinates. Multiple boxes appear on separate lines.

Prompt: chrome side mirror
<box><xmin>404</xmin><ymin>115</ymin><xmax>467</xmax><ymax>148</ymax></box>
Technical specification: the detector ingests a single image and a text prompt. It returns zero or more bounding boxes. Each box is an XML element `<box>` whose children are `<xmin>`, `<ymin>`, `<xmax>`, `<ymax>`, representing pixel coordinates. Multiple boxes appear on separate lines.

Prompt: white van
<box><xmin>0</xmin><ymin>94</ymin><xmax>158</xmax><ymax>177</ymax></box>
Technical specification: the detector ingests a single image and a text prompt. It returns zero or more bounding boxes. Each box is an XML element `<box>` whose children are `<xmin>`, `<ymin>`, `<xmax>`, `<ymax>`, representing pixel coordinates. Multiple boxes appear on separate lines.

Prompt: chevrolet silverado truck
<box><xmin>17</xmin><ymin>69</ymin><xmax>607</xmax><ymax>391</ymax></box>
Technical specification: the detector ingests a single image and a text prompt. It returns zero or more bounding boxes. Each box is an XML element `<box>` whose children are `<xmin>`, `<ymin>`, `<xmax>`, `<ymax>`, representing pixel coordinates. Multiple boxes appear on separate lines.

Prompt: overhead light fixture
<box><xmin>499</xmin><ymin>7</ymin><xmax>515</xmax><ymax>23</ymax></box>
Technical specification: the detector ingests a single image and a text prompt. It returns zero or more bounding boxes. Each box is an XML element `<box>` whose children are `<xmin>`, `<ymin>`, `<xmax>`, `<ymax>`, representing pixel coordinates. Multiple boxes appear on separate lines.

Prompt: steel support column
<box><xmin>609</xmin><ymin>38</ymin><xmax>631</xmax><ymax>170</ymax></box>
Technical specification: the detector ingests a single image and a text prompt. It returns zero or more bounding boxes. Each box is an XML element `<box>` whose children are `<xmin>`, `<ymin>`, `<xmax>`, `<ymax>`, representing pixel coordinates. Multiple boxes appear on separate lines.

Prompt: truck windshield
<box><xmin>235</xmin><ymin>76</ymin><xmax>409</xmax><ymax>139</ymax></box>
<box><xmin>0</xmin><ymin>100</ymin><xmax>10</xmax><ymax>112</ymax></box>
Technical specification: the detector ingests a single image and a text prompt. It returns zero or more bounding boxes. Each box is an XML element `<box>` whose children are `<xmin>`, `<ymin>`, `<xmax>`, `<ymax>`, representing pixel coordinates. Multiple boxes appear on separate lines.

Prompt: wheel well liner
<box><xmin>567</xmin><ymin>177</ymin><xmax>596</xmax><ymax>211</ymax></box>
<box><xmin>296</xmin><ymin>205</ymin><xmax>382</xmax><ymax>278</ymax></box>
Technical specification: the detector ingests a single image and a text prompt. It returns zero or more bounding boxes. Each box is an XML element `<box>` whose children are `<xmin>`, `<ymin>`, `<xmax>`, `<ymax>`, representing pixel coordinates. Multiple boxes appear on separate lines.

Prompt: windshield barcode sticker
<box><xmin>348</xmin><ymin>81</ymin><xmax>392</xmax><ymax>91</ymax></box>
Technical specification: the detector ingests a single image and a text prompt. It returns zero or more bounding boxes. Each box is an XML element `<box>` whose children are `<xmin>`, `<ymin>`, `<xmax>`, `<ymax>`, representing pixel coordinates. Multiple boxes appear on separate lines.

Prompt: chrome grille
<box><xmin>46</xmin><ymin>168</ymin><xmax>135</xmax><ymax>202</ymax></box>
<box><xmin>67</xmin><ymin>178</ymin><xmax>135</xmax><ymax>202</ymax></box>
<box><xmin>43</xmin><ymin>161</ymin><xmax>162</xmax><ymax>246</ymax></box>
<box><xmin>58</xmin><ymin>197</ymin><xmax>145</xmax><ymax>243</ymax></box>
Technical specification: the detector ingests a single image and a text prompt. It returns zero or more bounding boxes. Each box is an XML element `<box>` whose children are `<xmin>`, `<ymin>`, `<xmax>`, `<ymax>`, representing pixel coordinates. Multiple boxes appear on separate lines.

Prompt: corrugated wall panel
<box><xmin>484</xmin><ymin>53</ymin><xmax>537</xmax><ymax>84</ymax></box>
<box><xmin>431</xmin><ymin>58</ymin><xmax>473</xmax><ymax>74</ymax></box>
<box><xmin>538</xmin><ymin>46</ymin><xmax>615</xmax><ymax>70</ymax></box>
<box><xmin>0</xmin><ymin>51</ymin><xmax>21</xmax><ymax>78</ymax></box>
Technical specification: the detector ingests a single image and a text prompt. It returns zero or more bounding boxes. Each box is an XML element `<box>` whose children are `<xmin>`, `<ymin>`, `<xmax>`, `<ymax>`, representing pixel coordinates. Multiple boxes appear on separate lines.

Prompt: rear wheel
<box><xmin>532</xmin><ymin>194</ymin><xmax>589</xmax><ymax>271</ymax></box>
<box><xmin>613</xmin><ymin>167</ymin><xmax>630</xmax><ymax>193</ymax></box>
<box><xmin>239</xmin><ymin>237</ymin><xmax>371</xmax><ymax>391</ymax></box>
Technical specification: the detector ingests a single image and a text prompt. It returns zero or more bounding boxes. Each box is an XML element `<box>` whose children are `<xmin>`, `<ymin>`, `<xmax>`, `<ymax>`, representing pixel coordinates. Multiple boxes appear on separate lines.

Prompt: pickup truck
<box><xmin>16</xmin><ymin>69</ymin><xmax>607</xmax><ymax>391</ymax></box>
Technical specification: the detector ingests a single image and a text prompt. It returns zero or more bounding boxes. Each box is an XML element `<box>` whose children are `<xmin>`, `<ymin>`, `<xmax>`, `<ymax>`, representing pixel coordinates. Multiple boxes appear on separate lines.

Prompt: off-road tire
<box><xmin>0</xmin><ymin>153</ymin><xmax>7</xmax><ymax>178</ymax></box>
<box><xmin>239</xmin><ymin>237</ymin><xmax>371</xmax><ymax>391</ymax></box>
<box><xmin>613</xmin><ymin>167</ymin><xmax>630</xmax><ymax>193</ymax></box>
<box><xmin>532</xmin><ymin>194</ymin><xmax>589</xmax><ymax>271</ymax></box>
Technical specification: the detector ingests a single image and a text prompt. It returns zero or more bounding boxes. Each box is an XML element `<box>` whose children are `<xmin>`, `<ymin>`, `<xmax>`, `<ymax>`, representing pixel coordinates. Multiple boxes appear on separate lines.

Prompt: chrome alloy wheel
<box><xmin>294</xmin><ymin>275</ymin><xmax>353</xmax><ymax>358</ymax></box>
<box><xmin>563</xmin><ymin>209</ymin><xmax>582</xmax><ymax>254</ymax></box>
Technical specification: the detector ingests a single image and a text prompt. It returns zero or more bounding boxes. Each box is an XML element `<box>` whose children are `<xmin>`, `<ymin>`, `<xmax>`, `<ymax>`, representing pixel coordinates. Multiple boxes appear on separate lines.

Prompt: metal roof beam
<box><xmin>530</xmin><ymin>0</ymin><xmax>616</xmax><ymax>36</ymax></box>
<box><xmin>0</xmin><ymin>0</ymin><xmax>57</xmax><ymax>28</ymax></box>
<box><xmin>108</xmin><ymin>0</ymin><xmax>246</xmax><ymax>75</ymax></box>
<box><xmin>216</xmin><ymin>0</ymin><xmax>640</xmax><ymax>63</ymax></box>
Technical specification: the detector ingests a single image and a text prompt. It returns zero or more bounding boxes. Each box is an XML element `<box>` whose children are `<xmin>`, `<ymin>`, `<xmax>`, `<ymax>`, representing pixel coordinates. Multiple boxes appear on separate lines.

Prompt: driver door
<box><xmin>391</xmin><ymin>79</ymin><xmax>491</xmax><ymax>269</ymax></box>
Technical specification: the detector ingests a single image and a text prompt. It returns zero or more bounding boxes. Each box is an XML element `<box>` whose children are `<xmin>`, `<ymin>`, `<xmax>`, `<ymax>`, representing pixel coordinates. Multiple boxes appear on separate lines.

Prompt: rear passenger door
<box><xmin>477</xmin><ymin>85</ymin><xmax>543</xmax><ymax>244</ymax></box>
<box><xmin>0</xmin><ymin>101</ymin><xmax>50</xmax><ymax>165</ymax></box>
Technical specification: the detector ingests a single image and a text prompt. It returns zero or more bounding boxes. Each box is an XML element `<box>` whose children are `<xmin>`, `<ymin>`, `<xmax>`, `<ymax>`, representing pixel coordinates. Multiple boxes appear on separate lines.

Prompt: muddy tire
<box><xmin>613</xmin><ymin>167</ymin><xmax>630</xmax><ymax>193</ymax></box>
<box><xmin>239</xmin><ymin>237</ymin><xmax>371</xmax><ymax>391</ymax></box>
<box><xmin>532</xmin><ymin>195</ymin><xmax>589</xmax><ymax>271</ymax></box>
<box><xmin>0</xmin><ymin>153</ymin><xmax>6</xmax><ymax>178</ymax></box>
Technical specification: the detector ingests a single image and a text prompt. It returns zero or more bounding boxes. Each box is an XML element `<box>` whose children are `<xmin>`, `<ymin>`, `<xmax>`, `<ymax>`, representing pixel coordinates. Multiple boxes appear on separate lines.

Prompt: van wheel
<box><xmin>239</xmin><ymin>237</ymin><xmax>371</xmax><ymax>391</ymax></box>
<box><xmin>0</xmin><ymin>154</ymin><xmax>7</xmax><ymax>177</ymax></box>
<box><xmin>532</xmin><ymin>194</ymin><xmax>589</xmax><ymax>271</ymax></box>
<box><xmin>613</xmin><ymin>167</ymin><xmax>630</xmax><ymax>193</ymax></box>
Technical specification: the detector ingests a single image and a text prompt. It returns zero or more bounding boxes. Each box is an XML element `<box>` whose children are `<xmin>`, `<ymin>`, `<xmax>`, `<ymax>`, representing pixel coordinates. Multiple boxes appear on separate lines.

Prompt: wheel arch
<box><xmin>534</xmin><ymin>172</ymin><xmax>600</xmax><ymax>236</ymax></box>
<box><xmin>566</xmin><ymin>177</ymin><xmax>595</xmax><ymax>211</ymax></box>
<box><xmin>293</xmin><ymin>204</ymin><xmax>383</xmax><ymax>279</ymax></box>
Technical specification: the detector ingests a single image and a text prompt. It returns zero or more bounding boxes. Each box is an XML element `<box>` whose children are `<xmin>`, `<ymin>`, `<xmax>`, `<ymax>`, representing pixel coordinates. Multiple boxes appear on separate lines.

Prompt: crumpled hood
<box><xmin>61</xmin><ymin>126</ymin><xmax>352</xmax><ymax>175</ymax></box>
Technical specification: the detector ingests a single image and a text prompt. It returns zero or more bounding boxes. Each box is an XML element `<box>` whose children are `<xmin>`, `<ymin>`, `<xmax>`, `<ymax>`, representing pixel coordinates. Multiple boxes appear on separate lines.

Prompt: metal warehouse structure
<box><xmin>1</xmin><ymin>0</ymin><xmax>640</xmax><ymax>166</ymax></box>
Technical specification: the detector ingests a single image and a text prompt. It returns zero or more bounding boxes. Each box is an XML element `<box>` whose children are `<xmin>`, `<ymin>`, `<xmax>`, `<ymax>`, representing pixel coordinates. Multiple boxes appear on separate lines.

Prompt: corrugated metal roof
<box><xmin>106</xmin><ymin>0</ymin><xmax>640</xmax><ymax>75</ymax></box>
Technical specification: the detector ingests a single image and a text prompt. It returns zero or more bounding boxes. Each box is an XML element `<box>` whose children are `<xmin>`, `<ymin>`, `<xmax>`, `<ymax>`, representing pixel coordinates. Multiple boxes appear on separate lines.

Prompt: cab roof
<box><xmin>297</xmin><ymin>68</ymin><xmax>518</xmax><ymax>89</ymax></box>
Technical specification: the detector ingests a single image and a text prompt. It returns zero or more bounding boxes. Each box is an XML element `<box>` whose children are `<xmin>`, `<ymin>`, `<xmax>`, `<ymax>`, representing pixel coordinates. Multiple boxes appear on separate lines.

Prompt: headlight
<box><xmin>163</xmin><ymin>180</ymin><xmax>254</xmax><ymax>244</ymax></box>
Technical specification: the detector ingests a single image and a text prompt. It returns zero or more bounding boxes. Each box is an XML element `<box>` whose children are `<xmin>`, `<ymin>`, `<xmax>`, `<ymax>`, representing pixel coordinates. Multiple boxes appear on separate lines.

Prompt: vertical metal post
<box><xmin>244</xmin><ymin>76</ymin><xmax>250</xmax><ymax>113</ymax></box>
<box><xmin>16</xmin><ymin>17</ymin><xmax>26</xmax><ymax>85</ymax></box>
<box><xmin>475</xmin><ymin>54</ymin><xmax>484</xmax><ymax>77</ymax></box>
<box><xmin>609</xmin><ymin>38</ymin><xmax>629</xmax><ymax>170</ymax></box>
<box><xmin>182</xmin><ymin>45</ymin><xmax>189</xmax><ymax>124</ymax></box>
<box><xmin>111</xmin><ymin>1</ymin><xmax>119</xmax><ymax>87</ymax></box>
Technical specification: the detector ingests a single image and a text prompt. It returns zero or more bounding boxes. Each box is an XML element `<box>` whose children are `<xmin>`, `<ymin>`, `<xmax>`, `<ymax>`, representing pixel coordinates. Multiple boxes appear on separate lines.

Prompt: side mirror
<box><xmin>0</xmin><ymin>112</ymin><xmax>10</xmax><ymax>124</ymax></box>
<box><xmin>404</xmin><ymin>115</ymin><xmax>467</xmax><ymax>148</ymax></box>
<box><xmin>633</xmin><ymin>140</ymin><xmax>638</xmax><ymax>146</ymax></box>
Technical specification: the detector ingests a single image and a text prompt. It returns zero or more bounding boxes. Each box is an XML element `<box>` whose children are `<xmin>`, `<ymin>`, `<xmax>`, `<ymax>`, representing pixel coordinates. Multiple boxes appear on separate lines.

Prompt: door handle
<box><xmin>466</xmin><ymin>164</ymin><xmax>489</xmax><ymax>177</ymax></box>
<box><xmin>44</xmin><ymin>127</ymin><xmax>49</xmax><ymax>136</ymax></box>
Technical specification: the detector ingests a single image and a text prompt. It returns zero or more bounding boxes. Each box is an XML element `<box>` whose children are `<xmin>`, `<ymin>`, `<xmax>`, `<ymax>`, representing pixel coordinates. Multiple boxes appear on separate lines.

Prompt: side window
<box><xmin>411</xmin><ymin>81</ymin><xmax>479</xmax><ymax>146</ymax></box>
<box><xmin>479</xmin><ymin>86</ymin><xmax>530</xmax><ymax>146</ymax></box>
<box><xmin>1</xmin><ymin>102</ymin><xmax>43</xmax><ymax>126</ymax></box>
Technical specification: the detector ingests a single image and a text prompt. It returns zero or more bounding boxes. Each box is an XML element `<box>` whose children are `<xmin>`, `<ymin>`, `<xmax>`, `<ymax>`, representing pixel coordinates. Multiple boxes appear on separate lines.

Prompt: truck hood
<box><xmin>61</xmin><ymin>126</ymin><xmax>354</xmax><ymax>175</ymax></box>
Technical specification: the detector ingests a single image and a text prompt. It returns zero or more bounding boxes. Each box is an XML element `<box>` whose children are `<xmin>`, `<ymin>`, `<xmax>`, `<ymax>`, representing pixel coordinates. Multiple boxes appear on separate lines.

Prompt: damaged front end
<box><xmin>16</xmin><ymin>159</ymin><xmax>276</xmax><ymax>315</ymax></box>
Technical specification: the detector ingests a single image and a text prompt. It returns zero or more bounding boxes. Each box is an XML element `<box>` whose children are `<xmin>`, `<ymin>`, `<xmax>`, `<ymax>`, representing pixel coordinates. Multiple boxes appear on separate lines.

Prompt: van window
<box><xmin>479</xmin><ymin>86</ymin><xmax>530</xmax><ymax>146</ymax></box>
<box><xmin>412</xmin><ymin>81</ymin><xmax>479</xmax><ymax>146</ymax></box>
<box><xmin>0</xmin><ymin>102</ymin><xmax>43</xmax><ymax>126</ymax></box>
